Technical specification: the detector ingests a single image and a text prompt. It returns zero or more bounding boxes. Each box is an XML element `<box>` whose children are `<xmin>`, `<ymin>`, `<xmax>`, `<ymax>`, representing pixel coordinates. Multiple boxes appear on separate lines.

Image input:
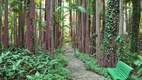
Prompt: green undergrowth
<box><xmin>74</xmin><ymin>50</ymin><xmax>112</xmax><ymax>80</ymax></box>
<box><xmin>0</xmin><ymin>47</ymin><xmax>70</xmax><ymax>80</ymax></box>
<box><xmin>127</xmin><ymin>55</ymin><xmax>142</xmax><ymax>80</ymax></box>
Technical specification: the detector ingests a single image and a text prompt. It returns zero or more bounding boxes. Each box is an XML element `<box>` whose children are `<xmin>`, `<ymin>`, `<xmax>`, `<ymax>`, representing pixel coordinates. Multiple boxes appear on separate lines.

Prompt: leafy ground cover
<box><xmin>0</xmin><ymin>47</ymin><xmax>70</xmax><ymax>80</ymax></box>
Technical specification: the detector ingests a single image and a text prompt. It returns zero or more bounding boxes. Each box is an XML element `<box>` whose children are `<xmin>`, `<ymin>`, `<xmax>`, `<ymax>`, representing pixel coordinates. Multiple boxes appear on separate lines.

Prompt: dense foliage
<box><xmin>116</xmin><ymin>35</ymin><xmax>136</xmax><ymax>66</ymax></box>
<box><xmin>134</xmin><ymin>55</ymin><xmax>142</xmax><ymax>79</ymax></box>
<box><xmin>0</xmin><ymin>47</ymin><xmax>69</xmax><ymax>80</ymax></box>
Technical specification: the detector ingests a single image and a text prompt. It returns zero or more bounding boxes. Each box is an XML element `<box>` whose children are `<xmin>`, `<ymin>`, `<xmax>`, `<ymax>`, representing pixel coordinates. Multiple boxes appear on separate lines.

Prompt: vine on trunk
<box><xmin>103</xmin><ymin>0</ymin><xmax>119</xmax><ymax>67</ymax></box>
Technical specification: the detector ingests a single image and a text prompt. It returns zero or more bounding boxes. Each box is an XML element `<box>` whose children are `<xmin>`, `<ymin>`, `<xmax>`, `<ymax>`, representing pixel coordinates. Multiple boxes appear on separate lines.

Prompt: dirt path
<box><xmin>65</xmin><ymin>46</ymin><xmax>105</xmax><ymax>80</ymax></box>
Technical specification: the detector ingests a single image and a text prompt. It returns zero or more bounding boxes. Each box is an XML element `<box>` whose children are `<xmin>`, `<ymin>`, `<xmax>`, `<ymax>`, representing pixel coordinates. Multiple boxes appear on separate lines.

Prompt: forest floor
<box><xmin>65</xmin><ymin>46</ymin><xmax>105</xmax><ymax>80</ymax></box>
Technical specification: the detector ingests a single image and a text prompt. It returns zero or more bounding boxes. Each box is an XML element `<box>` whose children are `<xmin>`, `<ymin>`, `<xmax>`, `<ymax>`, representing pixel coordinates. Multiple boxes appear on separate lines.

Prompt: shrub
<box><xmin>134</xmin><ymin>55</ymin><xmax>142</xmax><ymax>78</ymax></box>
<box><xmin>0</xmin><ymin>47</ymin><xmax>70</xmax><ymax>80</ymax></box>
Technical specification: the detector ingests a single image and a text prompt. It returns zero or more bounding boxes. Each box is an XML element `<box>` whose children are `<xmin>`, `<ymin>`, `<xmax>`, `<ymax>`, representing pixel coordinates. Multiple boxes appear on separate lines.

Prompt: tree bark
<box><xmin>0</xmin><ymin>0</ymin><xmax>2</xmax><ymax>53</ymax></box>
<box><xmin>84</xmin><ymin>0</ymin><xmax>89</xmax><ymax>53</ymax></box>
<box><xmin>119</xmin><ymin>0</ymin><xmax>124</xmax><ymax>35</ymax></box>
<box><xmin>45</xmin><ymin>0</ymin><xmax>51</xmax><ymax>52</ymax></box>
<box><xmin>19</xmin><ymin>0</ymin><xmax>25</xmax><ymax>48</ymax></box>
<box><xmin>4</xmin><ymin>0</ymin><xmax>8</xmax><ymax>49</ymax></box>
<box><xmin>26</xmin><ymin>0</ymin><xmax>35</xmax><ymax>51</ymax></box>
<box><xmin>96</xmin><ymin>0</ymin><xmax>100</xmax><ymax>63</ymax></box>
<box><xmin>130</xmin><ymin>0</ymin><xmax>141</xmax><ymax>52</ymax></box>
<box><xmin>101</xmin><ymin>0</ymin><xmax>105</xmax><ymax>39</ymax></box>
<box><xmin>91</xmin><ymin>0</ymin><xmax>96</xmax><ymax>55</ymax></box>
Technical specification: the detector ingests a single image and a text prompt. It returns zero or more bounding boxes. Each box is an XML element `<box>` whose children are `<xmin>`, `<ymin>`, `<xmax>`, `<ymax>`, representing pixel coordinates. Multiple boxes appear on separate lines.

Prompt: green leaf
<box><xmin>37</xmin><ymin>65</ymin><xmax>44</xmax><ymax>69</ymax></box>
<box><xmin>0</xmin><ymin>57</ymin><xmax>2</xmax><ymax>64</ymax></box>
<box><xmin>137</xmin><ymin>68</ymin><xmax>142</xmax><ymax>74</ymax></box>
<box><xmin>27</xmin><ymin>75</ymin><xmax>33</xmax><ymax>80</ymax></box>
<box><xmin>16</xmin><ymin>60</ymin><xmax>22</xmax><ymax>66</ymax></box>
<box><xmin>49</xmin><ymin>60</ymin><xmax>58</xmax><ymax>65</ymax></box>
<box><xmin>25</xmin><ymin>49</ymin><xmax>31</xmax><ymax>54</ymax></box>
<box><xmin>12</xmin><ymin>64</ymin><xmax>17</xmax><ymax>70</ymax></box>
<box><xmin>134</xmin><ymin>60</ymin><xmax>142</xmax><ymax>66</ymax></box>
<box><xmin>138</xmin><ymin>55</ymin><xmax>142</xmax><ymax>60</ymax></box>
<box><xmin>35</xmin><ymin>71</ymin><xmax>40</xmax><ymax>77</ymax></box>
<box><xmin>77</xmin><ymin>6</ymin><xmax>86</xmax><ymax>12</ymax></box>
<box><xmin>7</xmin><ymin>72</ymin><xmax>14</xmax><ymax>76</ymax></box>
<box><xmin>12</xmin><ymin>55</ymin><xmax>19</xmax><ymax>59</ymax></box>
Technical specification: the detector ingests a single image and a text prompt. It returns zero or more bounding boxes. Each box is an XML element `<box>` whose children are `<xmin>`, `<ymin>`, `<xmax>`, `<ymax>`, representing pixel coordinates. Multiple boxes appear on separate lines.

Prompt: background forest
<box><xmin>0</xmin><ymin>0</ymin><xmax>142</xmax><ymax>80</ymax></box>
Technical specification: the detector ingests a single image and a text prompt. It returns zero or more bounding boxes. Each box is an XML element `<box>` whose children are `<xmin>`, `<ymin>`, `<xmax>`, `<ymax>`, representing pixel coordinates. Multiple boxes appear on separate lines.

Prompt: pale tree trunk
<box><xmin>51</xmin><ymin>0</ymin><xmax>54</xmax><ymax>59</ymax></box>
<box><xmin>96</xmin><ymin>0</ymin><xmax>100</xmax><ymax>64</ymax></box>
<box><xmin>0</xmin><ymin>0</ymin><xmax>2</xmax><ymax>53</ymax></box>
<box><xmin>85</xmin><ymin>0</ymin><xmax>89</xmax><ymax>53</ymax></box>
<box><xmin>101</xmin><ymin>0</ymin><xmax>105</xmax><ymax>40</ymax></box>
<box><xmin>39</xmin><ymin>1</ymin><xmax>43</xmax><ymax>47</ymax></box>
<box><xmin>119</xmin><ymin>0</ymin><xmax>124</xmax><ymax>35</ymax></box>
<box><xmin>125</xmin><ymin>3</ymin><xmax>128</xmax><ymax>35</ymax></box>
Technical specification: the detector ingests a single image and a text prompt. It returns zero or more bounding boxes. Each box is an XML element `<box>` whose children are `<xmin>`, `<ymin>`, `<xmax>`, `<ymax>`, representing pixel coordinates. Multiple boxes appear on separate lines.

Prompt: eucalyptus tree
<box><xmin>45</xmin><ymin>0</ymin><xmax>51</xmax><ymax>52</ymax></box>
<box><xmin>4</xmin><ymin>0</ymin><xmax>8</xmax><ymax>49</ymax></box>
<box><xmin>69</xmin><ymin>0</ymin><xmax>73</xmax><ymax>42</ymax></box>
<box><xmin>18</xmin><ymin>0</ymin><xmax>25</xmax><ymax>47</ymax></box>
<box><xmin>91</xmin><ymin>0</ymin><xmax>96</xmax><ymax>55</ymax></box>
<box><xmin>84</xmin><ymin>0</ymin><xmax>89</xmax><ymax>54</ymax></box>
<box><xmin>130</xmin><ymin>0</ymin><xmax>141</xmax><ymax>52</ymax></box>
<box><xmin>101</xmin><ymin>0</ymin><xmax>105</xmax><ymax>40</ymax></box>
<box><xmin>119</xmin><ymin>0</ymin><xmax>124</xmax><ymax>35</ymax></box>
<box><xmin>26</xmin><ymin>0</ymin><xmax>35</xmax><ymax>51</ymax></box>
<box><xmin>38</xmin><ymin>0</ymin><xmax>43</xmax><ymax>47</ymax></box>
<box><xmin>103</xmin><ymin>0</ymin><xmax>119</xmax><ymax>67</ymax></box>
<box><xmin>96</xmin><ymin>0</ymin><xmax>100</xmax><ymax>64</ymax></box>
<box><xmin>0</xmin><ymin>0</ymin><xmax>2</xmax><ymax>51</ymax></box>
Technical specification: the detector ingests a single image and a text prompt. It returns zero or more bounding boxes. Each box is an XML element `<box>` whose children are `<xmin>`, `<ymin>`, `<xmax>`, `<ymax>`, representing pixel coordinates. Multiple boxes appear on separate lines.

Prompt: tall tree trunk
<box><xmin>26</xmin><ymin>0</ymin><xmax>35</xmax><ymax>51</ymax></box>
<box><xmin>4</xmin><ymin>0</ymin><xmax>8</xmax><ymax>49</ymax></box>
<box><xmin>96</xmin><ymin>0</ymin><xmax>100</xmax><ymax>64</ymax></box>
<box><xmin>78</xmin><ymin>0</ymin><xmax>82</xmax><ymax>52</ymax></box>
<box><xmin>53</xmin><ymin>0</ymin><xmax>56</xmax><ymax>48</ymax></box>
<box><xmin>51</xmin><ymin>0</ymin><xmax>54</xmax><ymax>60</ymax></box>
<box><xmin>125</xmin><ymin>3</ymin><xmax>129</xmax><ymax>35</ymax></box>
<box><xmin>76</xmin><ymin>0</ymin><xmax>79</xmax><ymax>49</ymax></box>
<box><xmin>69</xmin><ymin>0</ymin><xmax>73</xmax><ymax>44</ymax></box>
<box><xmin>19</xmin><ymin>0</ymin><xmax>25</xmax><ymax>47</ymax></box>
<box><xmin>130</xmin><ymin>0</ymin><xmax>141</xmax><ymax>52</ymax></box>
<box><xmin>119</xmin><ymin>0</ymin><xmax>124</xmax><ymax>35</ymax></box>
<box><xmin>38</xmin><ymin>1</ymin><xmax>43</xmax><ymax>47</ymax></box>
<box><xmin>45</xmin><ymin>0</ymin><xmax>51</xmax><ymax>52</ymax></box>
<box><xmin>91</xmin><ymin>0</ymin><xmax>96</xmax><ymax>54</ymax></box>
<box><xmin>0</xmin><ymin>0</ymin><xmax>2</xmax><ymax>53</ymax></box>
<box><xmin>81</xmin><ymin>0</ymin><xmax>84</xmax><ymax>53</ymax></box>
<box><xmin>101</xmin><ymin>0</ymin><xmax>105</xmax><ymax>39</ymax></box>
<box><xmin>14</xmin><ymin>13</ymin><xmax>17</xmax><ymax>46</ymax></box>
<box><xmin>84</xmin><ymin>0</ymin><xmax>89</xmax><ymax>53</ymax></box>
<box><xmin>34</xmin><ymin>12</ymin><xmax>38</xmax><ymax>54</ymax></box>
<box><xmin>103</xmin><ymin>0</ymin><xmax>119</xmax><ymax>67</ymax></box>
